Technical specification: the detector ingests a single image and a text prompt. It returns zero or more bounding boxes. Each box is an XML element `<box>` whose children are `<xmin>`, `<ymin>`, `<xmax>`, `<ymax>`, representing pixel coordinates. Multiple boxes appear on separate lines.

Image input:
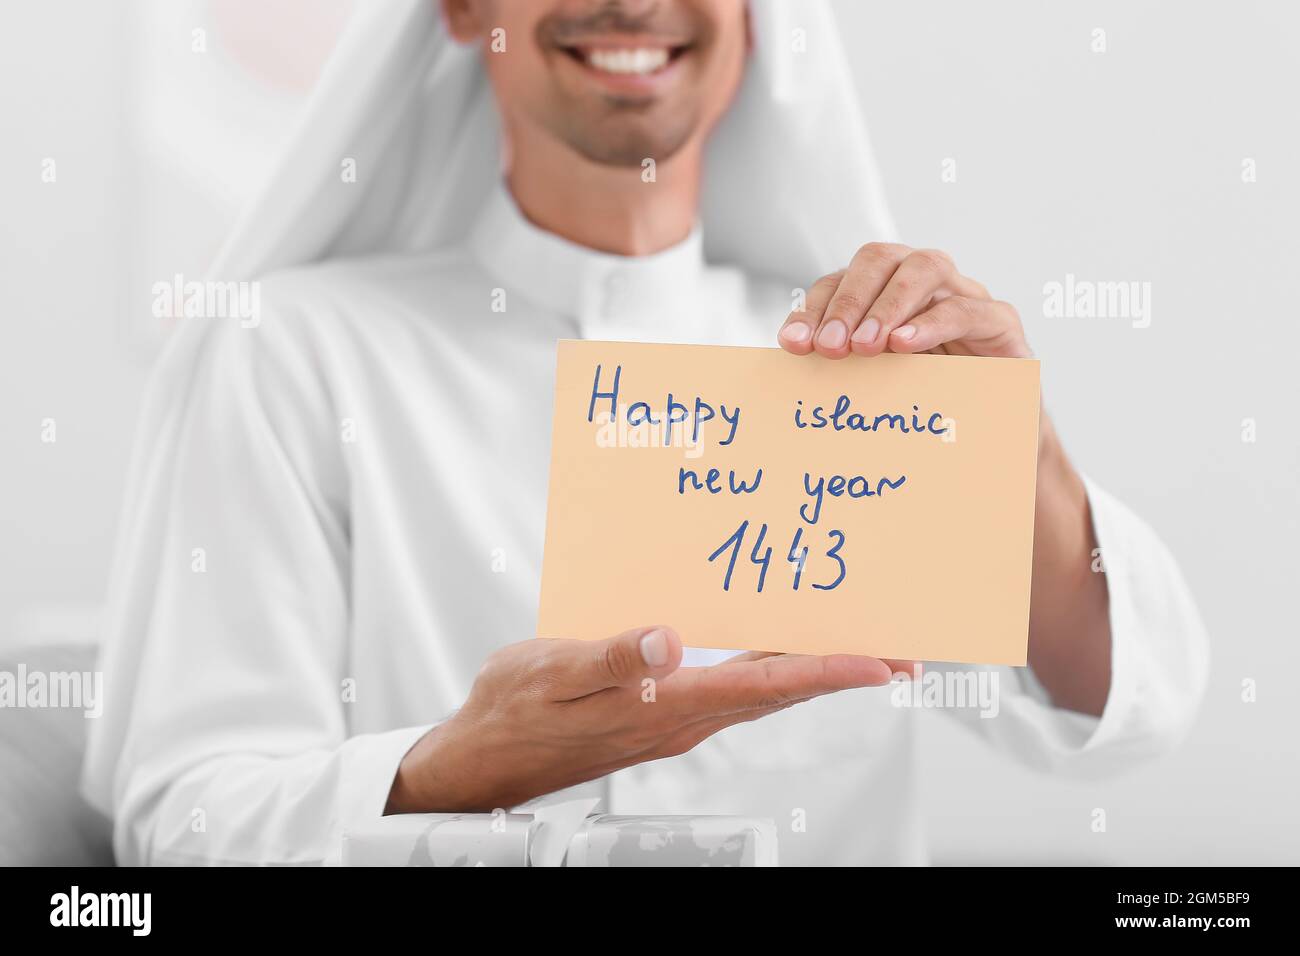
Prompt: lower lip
<box><xmin>556</xmin><ymin>49</ymin><xmax>687</xmax><ymax>97</ymax></box>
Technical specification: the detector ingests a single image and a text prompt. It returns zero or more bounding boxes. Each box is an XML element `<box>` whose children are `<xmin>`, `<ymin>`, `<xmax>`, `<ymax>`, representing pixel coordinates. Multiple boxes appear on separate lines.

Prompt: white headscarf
<box><xmin>210</xmin><ymin>0</ymin><xmax>897</xmax><ymax>285</ymax></box>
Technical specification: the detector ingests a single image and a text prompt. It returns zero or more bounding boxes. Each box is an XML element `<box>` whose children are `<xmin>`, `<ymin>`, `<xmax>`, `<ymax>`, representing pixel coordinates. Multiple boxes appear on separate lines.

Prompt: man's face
<box><xmin>445</xmin><ymin>0</ymin><xmax>749</xmax><ymax>167</ymax></box>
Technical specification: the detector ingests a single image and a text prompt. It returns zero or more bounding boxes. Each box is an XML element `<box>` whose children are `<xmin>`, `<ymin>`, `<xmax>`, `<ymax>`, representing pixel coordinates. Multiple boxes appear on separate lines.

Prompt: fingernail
<box><xmin>817</xmin><ymin>320</ymin><xmax>847</xmax><ymax>349</ymax></box>
<box><xmin>891</xmin><ymin>324</ymin><xmax>916</xmax><ymax>342</ymax></box>
<box><xmin>852</xmin><ymin>317</ymin><xmax>880</xmax><ymax>344</ymax></box>
<box><xmin>779</xmin><ymin>323</ymin><xmax>811</xmax><ymax>345</ymax></box>
<box><xmin>639</xmin><ymin>629</ymin><xmax>669</xmax><ymax>667</ymax></box>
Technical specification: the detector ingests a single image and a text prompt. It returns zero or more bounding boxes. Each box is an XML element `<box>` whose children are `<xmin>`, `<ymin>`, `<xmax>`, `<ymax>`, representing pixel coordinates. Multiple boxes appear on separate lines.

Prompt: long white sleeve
<box><xmin>82</xmin><ymin>312</ymin><xmax>429</xmax><ymax>865</ymax></box>
<box><xmin>934</xmin><ymin>476</ymin><xmax>1210</xmax><ymax>774</ymax></box>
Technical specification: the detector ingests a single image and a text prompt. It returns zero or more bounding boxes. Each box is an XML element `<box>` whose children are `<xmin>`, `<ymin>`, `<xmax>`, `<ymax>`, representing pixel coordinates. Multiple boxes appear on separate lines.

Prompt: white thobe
<box><xmin>83</xmin><ymin>187</ymin><xmax>1209</xmax><ymax>865</ymax></box>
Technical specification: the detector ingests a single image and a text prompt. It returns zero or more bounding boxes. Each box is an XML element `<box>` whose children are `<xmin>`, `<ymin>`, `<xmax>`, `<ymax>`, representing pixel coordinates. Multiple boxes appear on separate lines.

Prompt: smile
<box><xmin>582</xmin><ymin>47</ymin><xmax>671</xmax><ymax>75</ymax></box>
<box><xmin>558</xmin><ymin>40</ymin><xmax>690</xmax><ymax>80</ymax></box>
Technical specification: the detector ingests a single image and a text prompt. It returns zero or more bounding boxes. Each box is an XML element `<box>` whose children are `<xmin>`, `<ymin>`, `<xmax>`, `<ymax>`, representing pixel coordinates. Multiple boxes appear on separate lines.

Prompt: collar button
<box><xmin>602</xmin><ymin>271</ymin><xmax>632</xmax><ymax>316</ymax></box>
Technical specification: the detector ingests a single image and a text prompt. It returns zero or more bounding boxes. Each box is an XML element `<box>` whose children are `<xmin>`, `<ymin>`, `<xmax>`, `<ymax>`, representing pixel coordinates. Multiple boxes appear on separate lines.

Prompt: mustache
<box><xmin>540</xmin><ymin>3</ymin><xmax>695</xmax><ymax>44</ymax></box>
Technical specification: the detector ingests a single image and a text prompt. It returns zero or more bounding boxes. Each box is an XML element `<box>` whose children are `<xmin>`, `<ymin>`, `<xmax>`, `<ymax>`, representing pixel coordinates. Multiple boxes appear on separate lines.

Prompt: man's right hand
<box><xmin>385</xmin><ymin>625</ymin><xmax>903</xmax><ymax>813</ymax></box>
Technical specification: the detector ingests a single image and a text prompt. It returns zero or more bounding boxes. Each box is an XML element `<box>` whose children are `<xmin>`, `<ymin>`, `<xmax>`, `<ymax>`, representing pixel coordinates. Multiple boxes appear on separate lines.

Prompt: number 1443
<box><xmin>708</xmin><ymin>521</ymin><xmax>847</xmax><ymax>593</ymax></box>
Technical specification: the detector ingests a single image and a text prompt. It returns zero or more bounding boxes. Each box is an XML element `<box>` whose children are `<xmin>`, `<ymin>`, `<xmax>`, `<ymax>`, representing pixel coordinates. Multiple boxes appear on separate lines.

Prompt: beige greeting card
<box><xmin>538</xmin><ymin>340</ymin><xmax>1040</xmax><ymax>665</ymax></box>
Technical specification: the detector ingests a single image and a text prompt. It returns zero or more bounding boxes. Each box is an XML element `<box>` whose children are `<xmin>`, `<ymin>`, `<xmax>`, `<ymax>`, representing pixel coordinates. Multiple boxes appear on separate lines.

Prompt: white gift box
<box><xmin>344</xmin><ymin>811</ymin><xmax>778</xmax><ymax>867</ymax></box>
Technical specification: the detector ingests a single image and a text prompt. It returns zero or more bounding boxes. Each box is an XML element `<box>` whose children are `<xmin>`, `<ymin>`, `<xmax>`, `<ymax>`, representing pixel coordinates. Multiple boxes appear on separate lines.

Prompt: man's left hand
<box><xmin>777</xmin><ymin>243</ymin><xmax>1030</xmax><ymax>360</ymax></box>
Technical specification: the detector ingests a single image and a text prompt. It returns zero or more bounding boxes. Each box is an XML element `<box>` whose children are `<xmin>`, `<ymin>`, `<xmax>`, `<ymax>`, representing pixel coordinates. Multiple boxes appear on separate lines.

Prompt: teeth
<box><xmin>585</xmin><ymin>47</ymin><xmax>670</xmax><ymax>75</ymax></box>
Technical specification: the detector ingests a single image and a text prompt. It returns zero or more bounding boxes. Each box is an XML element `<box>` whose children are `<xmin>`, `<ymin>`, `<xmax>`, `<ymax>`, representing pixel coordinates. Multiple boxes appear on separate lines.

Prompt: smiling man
<box><xmin>84</xmin><ymin>0</ymin><xmax>1208</xmax><ymax>865</ymax></box>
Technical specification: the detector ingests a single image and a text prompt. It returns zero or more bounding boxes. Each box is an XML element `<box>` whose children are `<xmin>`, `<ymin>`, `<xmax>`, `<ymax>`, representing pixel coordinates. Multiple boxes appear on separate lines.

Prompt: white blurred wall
<box><xmin>0</xmin><ymin>0</ymin><xmax>137</xmax><ymax>646</ymax></box>
<box><xmin>0</xmin><ymin>0</ymin><xmax>1295</xmax><ymax>864</ymax></box>
<box><xmin>836</xmin><ymin>0</ymin><xmax>1300</xmax><ymax>864</ymax></box>
<box><xmin>0</xmin><ymin>0</ymin><xmax>341</xmax><ymax>645</ymax></box>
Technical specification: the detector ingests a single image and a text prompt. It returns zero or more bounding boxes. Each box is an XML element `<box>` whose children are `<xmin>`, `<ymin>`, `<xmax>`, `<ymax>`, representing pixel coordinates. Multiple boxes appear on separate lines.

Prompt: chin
<box><xmin>563</xmin><ymin>116</ymin><xmax>698</xmax><ymax>169</ymax></box>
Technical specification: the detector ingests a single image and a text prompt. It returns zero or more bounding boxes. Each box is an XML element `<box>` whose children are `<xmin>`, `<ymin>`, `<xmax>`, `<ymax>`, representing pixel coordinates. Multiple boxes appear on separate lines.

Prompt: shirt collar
<box><xmin>468</xmin><ymin>183</ymin><xmax>707</xmax><ymax>331</ymax></box>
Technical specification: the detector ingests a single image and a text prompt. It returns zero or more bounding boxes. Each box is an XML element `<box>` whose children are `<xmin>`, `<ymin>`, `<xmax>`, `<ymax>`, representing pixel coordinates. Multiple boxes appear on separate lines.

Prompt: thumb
<box><xmin>560</xmin><ymin>626</ymin><xmax>683</xmax><ymax>697</ymax></box>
